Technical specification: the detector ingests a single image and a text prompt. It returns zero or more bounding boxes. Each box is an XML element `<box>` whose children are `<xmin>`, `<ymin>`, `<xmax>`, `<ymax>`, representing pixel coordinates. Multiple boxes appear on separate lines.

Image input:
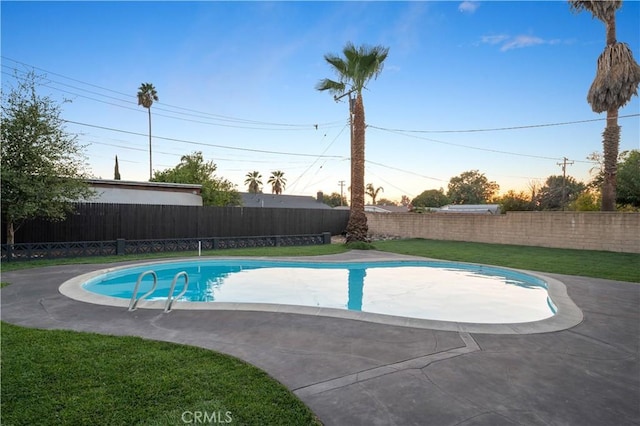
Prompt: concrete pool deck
<box><xmin>1</xmin><ymin>250</ymin><xmax>639</xmax><ymax>425</ymax></box>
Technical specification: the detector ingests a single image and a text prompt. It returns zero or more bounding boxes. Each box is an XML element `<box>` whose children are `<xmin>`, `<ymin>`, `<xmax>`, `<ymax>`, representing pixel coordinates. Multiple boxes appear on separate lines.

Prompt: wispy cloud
<box><xmin>501</xmin><ymin>35</ymin><xmax>544</xmax><ymax>51</ymax></box>
<box><xmin>384</xmin><ymin>2</ymin><xmax>430</xmax><ymax>55</ymax></box>
<box><xmin>478</xmin><ymin>33</ymin><xmax>564</xmax><ymax>52</ymax></box>
<box><xmin>481</xmin><ymin>34</ymin><xmax>509</xmax><ymax>45</ymax></box>
<box><xmin>458</xmin><ymin>1</ymin><xmax>480</xmax><ymax>14</ymax></box>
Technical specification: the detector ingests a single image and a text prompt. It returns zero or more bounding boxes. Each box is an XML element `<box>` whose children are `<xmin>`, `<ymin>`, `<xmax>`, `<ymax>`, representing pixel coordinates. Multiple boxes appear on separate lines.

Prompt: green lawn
<box><xmin>2</xmin><ymin>238</ymin><xmax>637</xmax><ymax>425</ymax></box>
<box><xmin>0</xmin><ymin>244</ymin><xmax>349</xmax><ymax>272</ymax></box>
<box><xmin>1</xmin><ymin>322</ymin><xmax>320</xmax><ymax>425</ymax></box>
<box><xmin>374</xmin><ymin>239</ymin><xmax>640</xmax><ymax>283</ymax></box>
<box><xmin>5</xmin><ymin>238</ymin><xmax>635</xmax><ymax>281</ymax></box>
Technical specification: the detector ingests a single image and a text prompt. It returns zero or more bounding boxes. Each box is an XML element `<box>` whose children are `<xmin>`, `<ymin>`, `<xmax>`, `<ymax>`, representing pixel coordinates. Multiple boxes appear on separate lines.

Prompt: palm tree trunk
<box><xmin>602</xmin><ymin>107</ymin><xmax>620</xmax><ymax>211</ymax></box>
<box><xmin>601</xmin><ymin>15</ymin><xmax>619</xmax><ymax>211</ymax></box>
<box><xmin>346</xmin><ymin>93</ymin><xmax>368</xmax><ymax>242</ymax></box>
<box><xmin>148</xmin><ymin>108</ymin><xmax>152</xmax><ymax>180</ymax></box>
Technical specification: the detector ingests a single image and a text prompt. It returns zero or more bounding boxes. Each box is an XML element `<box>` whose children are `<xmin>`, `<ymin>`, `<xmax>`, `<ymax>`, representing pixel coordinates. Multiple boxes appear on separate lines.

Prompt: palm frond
<box><xmin>342</xmin><ymin>42</ymin><xmax>359</xmax><ymax>66</ymax></box>
<box><xmin>315</xmin><ymin>78</ymin><xmax>345</xmax><ymax>95</ymax></box>
<box><xmin>568</xmin><ymin>0</ymin><xmax>621</xmax><ymax>22</ymax></box>
<box><xmin>324</xmin><ymin>54</ymin><xmax>349</xmax><ymax>77</ymax></box>
<box><xmin>137</xmin><ymin>82</ymin><xmax>158</xmax><ymax>108</ymax></box>
<box><xmin>318</xmin><ymin>42</ymin><xmax>390</xmax><ymax>96</ymax></box>
<box><xmin>588</xmin><ymin>42</ymin><xmax>640</xmax><ymax>112</ymax></box>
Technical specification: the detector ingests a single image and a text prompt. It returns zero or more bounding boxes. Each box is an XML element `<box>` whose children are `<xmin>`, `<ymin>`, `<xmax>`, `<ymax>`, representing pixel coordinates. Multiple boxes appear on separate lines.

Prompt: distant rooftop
<box><xmin>85</xmin><ymin>179</ymin><xmax>202</xmax><ymax>206</ymax></box>
<box><xmin>240</xmin><ymin>192</ymin><xmax>332</xmax><ymax>209</ymax></box>
<box><xmin>86</xmin><ymin>179</ymin><xmax>202</xmax><ymax>192</ymax></box>
<box><xmin>437</xmin><ymin>204</ymin><xmax>501</xmax><ymax>214</ymax></box>
<box><xmin>365</xmin><ymin>205</ymin><xmax>410</xmax><ymax>213</ymax></box>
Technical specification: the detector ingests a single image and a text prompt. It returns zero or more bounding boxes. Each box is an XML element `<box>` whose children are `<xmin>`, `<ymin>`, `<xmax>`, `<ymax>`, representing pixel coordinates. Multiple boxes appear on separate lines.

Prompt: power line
<box><xmin>292</xmin><ymin>124</ymin><xmax>349</xmax><ymax>193</ymax></box>
<box><xmin>368</xmin><ymin>114</ymin><xmax>639</xmax><ymax>134</ymax></box>
<box><xmin>2</xmin><ymin>69</ymin><xmax>345</xmax><ymax>132</ymax></box>
<box><xmin>368</xmin><ymin>126</ymin><xmax>597</xmax><ymax>164</ymax></box>
<box><xmin>6</xmin><ymin>57</ymin><xmax>622</xmax><ymax>181</ymax></box>
<box><xmin>64</xmin><ymin>119</ymin><xmax>347</xmax><ymax>159</ymax></box>
<box><xmin>2</xmin><ymin>58</ymin><xmax>344</xmax><ymax>129</ymax></box>
<box><xmin>6</xmin><ymin>58</ymin><xmax>637</xmax><ymax>135</ymax></box>
<box><xmin>365</xmin><ymin>159</ymin><xmax>444</xmax><ymax>182</ymax></box>
<box><xmin>86</xmin><ymin>138</ymin><xmax>316</xmax><ymax>165</ymax></box>
<box><xmin>365</xmin><ymin>167</ymin><xmax>416</xmax><ymax>199</ymax></box>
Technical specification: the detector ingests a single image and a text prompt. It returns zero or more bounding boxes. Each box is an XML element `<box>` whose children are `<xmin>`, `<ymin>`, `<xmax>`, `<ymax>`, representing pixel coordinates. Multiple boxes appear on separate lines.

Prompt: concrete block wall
<box><xmin>365</xmin><ymin>212</ymin><xmax>640</xmax><ymax>253</ymax></box>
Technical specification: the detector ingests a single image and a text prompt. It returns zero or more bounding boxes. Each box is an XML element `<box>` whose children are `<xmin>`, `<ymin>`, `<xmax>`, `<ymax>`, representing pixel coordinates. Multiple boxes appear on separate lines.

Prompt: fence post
<box><xmin>116</xmin><ymin>238</ymin><xmax>126</xmax><ymax>255</ymax></box>
<box><xmin>322</xmin><ymin>232</ymin><xmax>331</xmax><ymax>245</ymax></box>
<box><xmin>275</xmin><ymin>236</ymin><xmax>282</xmax><ymax>247</ymax></box>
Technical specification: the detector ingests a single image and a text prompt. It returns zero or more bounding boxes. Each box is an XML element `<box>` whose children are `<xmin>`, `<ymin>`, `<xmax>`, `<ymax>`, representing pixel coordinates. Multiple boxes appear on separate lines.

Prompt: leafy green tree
<box><xmin>569</xmin><ymin>192</ymin><xmax>601</xmax><ymax>211</ymax></box>
<box><xmin>535</xmin><ymin>175</ymin><xmax>586</xmax><ymax>211</ymax></box>
<box><xmin>137</xmin><ymin>82</ymin><xmax>158</xmax><ymax>180</ymax></box>
<box><xmin>411</xmin><ymin>189</ymin><xmax>450</xmax><ymax>208</ymax></box>
<box><xmin>376</xmin><ymin>198</ymin><xmax>397</xmax><ymax>206</ymax></box>
<box><xmin>323</xmin><ymin>192</ymin><xmax>348</xmax><ymax>207</ymax></box>
<box><xmin>151</xmin><ymin>152</ymin><xmax>240</xmax><ymax>206</ymax></box>
<box><xmin>365</xmin><ymin>183</ymin><xmax>384</xmax><ymax>205</ymax></box>
<box><xmin>569</xmin><ymin>0</ymin><xmax>640</xmax><ymax>210</ymax></box>
<box><xmin>586</xmin><ymin>151</ymin><xmax>605</xmax><ymax>191</ymax></box>
<box><xmin>586</xmin><ymin>150</ymin><xmax>639</xmax><ymax>209</ymax></box>
<box><xmin>616</xmin><ymin>149</ymin><xmax>640</xmax><ymax>207</ymax></box>
<box><xmin>267</xmin><ymin>170</ymin><xmax>287</xmax><ymax>195</ymax></box>
<box><xmin>496</xmin><ymin>190</ymin><xmax>534</xmax><ymax>212</ymax></box>
<box><xmin>447</xmin><ymin>170</ymin><xmax>499</xmax><ymax>204</ymax></box>
<box><xmin>244</xmin><ymin>171</ymin><xmax>262</xmax><ymax>194</ymax></box>
<box><xmin>1</xmin><ymin>72</ymin><xmax>94</xmax><ymax>244</ymax></box>
<box><xmin>317</xmin><ymin>42</ymin><xmax>389</xmax><ymax>242</ymax></box>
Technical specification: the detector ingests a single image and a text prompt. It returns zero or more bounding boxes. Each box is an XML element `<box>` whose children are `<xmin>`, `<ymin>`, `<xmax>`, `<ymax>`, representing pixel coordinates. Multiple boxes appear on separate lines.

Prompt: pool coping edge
<box><xmin>58</xmin><ymin>251</ymin><xmax>584</xmax><ymax>335</ymax></box>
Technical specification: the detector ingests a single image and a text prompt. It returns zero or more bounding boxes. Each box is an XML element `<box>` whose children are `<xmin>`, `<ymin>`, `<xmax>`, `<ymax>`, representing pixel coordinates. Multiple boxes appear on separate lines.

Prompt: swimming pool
<box><xmin>74</xmin><ymin>258</ymin><xmax>557</xmax><ymax>324</ymax></box>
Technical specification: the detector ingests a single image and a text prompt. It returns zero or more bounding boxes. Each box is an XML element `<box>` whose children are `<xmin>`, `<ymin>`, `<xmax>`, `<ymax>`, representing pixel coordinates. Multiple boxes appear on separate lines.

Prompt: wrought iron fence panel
<box><xmin>1</xmin><ymin>241</ymin><xmax>117</xmax><ymax>261</ymax></box>
<box><xmin>2</xmin><ymin>233</ymin><xmax>329</xmax><ymax>262</ymax></box>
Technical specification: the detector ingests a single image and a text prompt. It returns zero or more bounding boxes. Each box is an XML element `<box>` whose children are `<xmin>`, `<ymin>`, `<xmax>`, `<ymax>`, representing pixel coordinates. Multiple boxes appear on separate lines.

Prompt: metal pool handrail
<box><xmin>164</xmin><ymin>271</ymin><xmax>189</xmax><ymax>313</ymax></box>
<box><xmin>128</xmin><ymin>270</ymin><xmax>158</xmax><ymax>311</ymax></box>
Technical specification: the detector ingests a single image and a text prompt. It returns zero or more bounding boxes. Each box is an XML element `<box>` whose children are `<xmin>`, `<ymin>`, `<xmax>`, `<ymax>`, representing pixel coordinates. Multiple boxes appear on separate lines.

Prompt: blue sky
<box><xmin>2</xmin><ymin>1</ymin><xmax>639</xmax><ymax>202</ymax></box>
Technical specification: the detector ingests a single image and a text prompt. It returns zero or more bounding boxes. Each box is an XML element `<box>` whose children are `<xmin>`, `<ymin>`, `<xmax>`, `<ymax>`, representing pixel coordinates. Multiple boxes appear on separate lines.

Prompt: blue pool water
<box><xmin>83</xmin><ymin>259</ymin><xmax>556</xmax><ymax>323</ymax></box>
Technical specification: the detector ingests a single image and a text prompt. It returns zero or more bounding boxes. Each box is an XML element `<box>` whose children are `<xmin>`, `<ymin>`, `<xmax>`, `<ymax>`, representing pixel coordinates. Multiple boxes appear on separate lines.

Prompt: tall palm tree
<box><xmin>268</xmin><ymin>170</ymin><xmax>287</xmax><ymax>195</ymax></box>
<box><xmin>569</xmin><ymin>0</ymin><xmax>640</xmax><ymax>210</ymax></box>
<box><xmin>137</xmin><ymin>83</ymin><xmax>159</xmax><ymax>180</ymax></box>
<box><xmin>366</xmin><ymin>183</ymin><xmax>384</xmax><ymax>205</ymax></box>
<box><xmin>316</xmin><ymin>42</ymin><xmax>389</xmax><ymax>242</ymax></box>
<box><xmin>244</xmin><ymin>171</ymin><xmax>263</xmax><ymax>193</ymax></box>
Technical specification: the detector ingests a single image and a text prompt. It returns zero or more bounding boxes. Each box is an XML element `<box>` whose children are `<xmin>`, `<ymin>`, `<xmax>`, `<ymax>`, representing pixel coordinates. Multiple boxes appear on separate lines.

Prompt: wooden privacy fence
<box><xmin>3</xmin><ymin>203</ymin><xmax>350</xmax><ymax>243</ymax></box>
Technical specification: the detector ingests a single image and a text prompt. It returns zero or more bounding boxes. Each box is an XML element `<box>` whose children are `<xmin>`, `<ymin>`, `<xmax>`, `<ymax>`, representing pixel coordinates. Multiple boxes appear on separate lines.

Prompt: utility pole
<box><xmin>557</xmin><ymin>157</ymin><xmax>574</xmax><ymax>211</ymax></box>
<box><xmin>338</xmin><ymin>180</ymin><xmax>346</xmax><ymax>206</ymax></box>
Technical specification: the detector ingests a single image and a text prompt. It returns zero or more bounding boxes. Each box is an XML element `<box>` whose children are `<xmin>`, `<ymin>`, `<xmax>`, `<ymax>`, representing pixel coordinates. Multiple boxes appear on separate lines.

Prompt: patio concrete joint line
<box><xmin>293</xmin><ymin>332</ymin><xmax>481</xmax><ymax>398</ymax></box>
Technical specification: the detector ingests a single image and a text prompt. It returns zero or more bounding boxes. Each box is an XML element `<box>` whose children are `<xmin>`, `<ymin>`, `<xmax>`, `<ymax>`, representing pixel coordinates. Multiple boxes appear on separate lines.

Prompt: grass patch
<box><xmin>344</xmin><ymin>241</ymin><xmax>376</xmax><ymax>250</ymax></box>
<box><xmin>0</xmin><ymin>244</ymin><xmax>349</xmax><ymax>272</ymax></box>
<box><xmin>2</xmin><ymin>239</ymin><xmax>637</xmax><ymax>282</ymax></box>
<box><xmin>1</xmin><ymin>322</ymin><xmax>320</xmax><ymax>425</ymax></box>
<box><xmin>374</xmin><ymin>239</ymin><xmax>640</xmax><ymax>283</ymax></box>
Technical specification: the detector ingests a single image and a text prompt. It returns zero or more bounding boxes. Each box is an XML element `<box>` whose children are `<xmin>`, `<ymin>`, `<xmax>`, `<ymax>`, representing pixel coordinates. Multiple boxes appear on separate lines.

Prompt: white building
<box><xmin>86</xmin><ymin>179</ymin><xmax>203</xmax><ymax>206</ymax></box>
